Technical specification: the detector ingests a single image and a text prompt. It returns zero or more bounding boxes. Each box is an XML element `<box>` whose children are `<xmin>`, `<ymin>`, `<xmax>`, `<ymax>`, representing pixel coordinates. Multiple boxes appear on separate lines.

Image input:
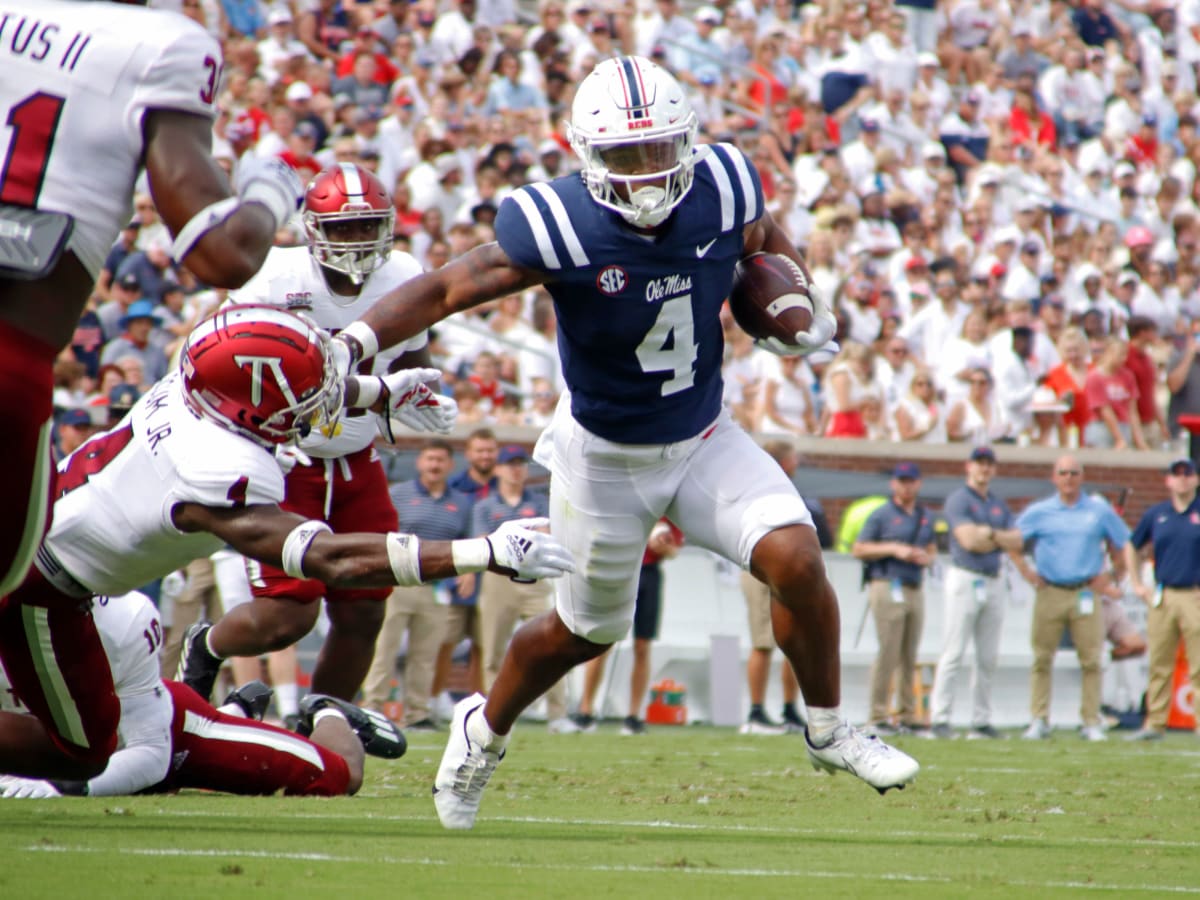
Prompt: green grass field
<box><xmin>3</xmin><ymin>724</ymin><xmax>1199</xmax><ymax>899</ymax></box>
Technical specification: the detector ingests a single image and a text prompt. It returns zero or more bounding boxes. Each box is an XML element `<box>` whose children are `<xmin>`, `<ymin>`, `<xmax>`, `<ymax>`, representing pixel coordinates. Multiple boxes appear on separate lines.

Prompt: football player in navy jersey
<box><xmin>331</xmin><ymin>56</ymin><xmax>919</xmax><ymax>829</ymax></box>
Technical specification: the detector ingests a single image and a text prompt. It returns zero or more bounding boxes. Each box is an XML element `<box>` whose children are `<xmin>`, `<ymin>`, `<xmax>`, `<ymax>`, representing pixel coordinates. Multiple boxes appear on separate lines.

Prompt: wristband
<box><xmin>170</xmin><ymin>196</ymin><xmax>240</xmax><ymax>263</ymax></box>
<box><xmin>281</xmin><ymin>520</ymin><xmax>332</xmax><ymax>579</ymax></box>
<box><xmin>386</xmin><ymin>533</ymin><xmax>422</xmax><ymax>585</ymax></box>
<box><xmin>451</xmin><ymin>538</ymin><xmax>492</xmax><ymax>574</ymax></box>
<box><xmin>340</xmin><ymin>320</ymin><xmax>379</xmax><ymax>363</ymax></box>
<box><xmin>346</xmin><ymin>375</ymin><xmax>385</xmax><ymax>410</ymax></box>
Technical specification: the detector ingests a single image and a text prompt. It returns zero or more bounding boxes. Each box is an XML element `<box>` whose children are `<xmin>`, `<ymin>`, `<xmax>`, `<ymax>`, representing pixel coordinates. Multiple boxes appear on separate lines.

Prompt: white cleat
<box><xmin>805</xmin><ymin>723</ymin><xmax>920</xmax><ymax>795</ymax></box>
<box><xmin>432</xmin><ymin>693</ymin><xmax>505</xmax><ymax>830</ymax></box>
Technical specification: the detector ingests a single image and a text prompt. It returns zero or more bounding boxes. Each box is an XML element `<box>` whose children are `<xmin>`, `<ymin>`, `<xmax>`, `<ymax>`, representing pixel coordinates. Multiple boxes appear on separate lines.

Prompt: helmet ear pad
<box><xmin>569</xmin><ymin>56</ymin><xmax>698</xmax><ymax>228</ymax></box>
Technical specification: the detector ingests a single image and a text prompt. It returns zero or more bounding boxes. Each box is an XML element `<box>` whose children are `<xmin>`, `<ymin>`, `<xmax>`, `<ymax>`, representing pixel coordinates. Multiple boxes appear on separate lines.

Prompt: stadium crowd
<box><xmin>53</xmin><ymin>0</ymin><xmax>1200</xmax><ymax>461</ymax></box>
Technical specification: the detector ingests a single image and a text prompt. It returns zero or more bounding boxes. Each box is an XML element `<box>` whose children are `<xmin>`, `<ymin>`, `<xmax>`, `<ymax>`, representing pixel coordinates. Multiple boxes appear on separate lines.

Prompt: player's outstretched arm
<box><xmin>143</xmin><ymin>110</ymin><xmax>298</xmax><ymax>288</ymax></box>
<box><xmin>172</xmin><ymin>505</ymin><xmax>574</xmax><ymax>587</ymax></box>
<box><xmin>337</xmin><ymin>243</ymin><xmax>545</xmax><ymax>370</ymax></box>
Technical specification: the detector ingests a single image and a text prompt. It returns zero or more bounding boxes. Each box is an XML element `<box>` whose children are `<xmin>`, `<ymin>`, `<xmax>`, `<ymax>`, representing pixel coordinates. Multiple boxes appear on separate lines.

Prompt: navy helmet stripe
<box><xmin>620</xmin><ymin>56</ymin><xmax>645</xmax><ymax>118</ymax></box>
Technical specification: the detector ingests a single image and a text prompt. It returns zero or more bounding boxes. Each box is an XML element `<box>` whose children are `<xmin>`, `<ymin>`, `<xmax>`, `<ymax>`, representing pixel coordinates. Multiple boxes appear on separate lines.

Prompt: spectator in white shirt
<box><xmin>900</xmin><ymin>262</ymin><xmax>971</xmax><ymax>368</ymax></box>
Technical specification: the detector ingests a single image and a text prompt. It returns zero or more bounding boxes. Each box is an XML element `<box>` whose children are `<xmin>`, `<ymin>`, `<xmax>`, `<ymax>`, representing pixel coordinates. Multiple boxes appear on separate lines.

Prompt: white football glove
<box><xmin>753</xmin><ymin>284</ymin><xmax>839</xmax><ymax>357</ymax></box>
<box><xmin>329</xmin><ymin>334</ymin><xmax>354</xmax><ymax>381</ymax></box>
<box><xmin>486</xmin><ymin>517</ymin><xmax>576</xmax><ymax>580</ymax></box>
<box><xmin>234</xmin><ymin>155</ymin><xmax>304</xmax><ymax>232</ymax></box>
<box><xmin>382</xmin><ymin>387</ymin><xmax>459</xmax><ymax>438</ymax></box>
<box><xmin>274</xmin><ymin>443</ymin><xmax>312</xmax><ymax>475</ymax></box>
<box><xmin>0</xmin><ymin>776</ymin><xmax>61</xmax><ymax>799</ymax></box>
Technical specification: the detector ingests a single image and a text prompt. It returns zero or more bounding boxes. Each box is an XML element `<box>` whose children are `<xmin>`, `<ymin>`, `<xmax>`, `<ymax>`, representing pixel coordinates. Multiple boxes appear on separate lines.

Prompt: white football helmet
<box><xmin>568</xmin><ymin>56</ymin><xmax>698</xmax><ymax>228</ymax></box>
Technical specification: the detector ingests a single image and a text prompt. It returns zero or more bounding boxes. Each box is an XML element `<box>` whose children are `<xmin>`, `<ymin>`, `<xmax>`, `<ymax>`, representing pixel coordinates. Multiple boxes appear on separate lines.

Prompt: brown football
<box><xmin>728</xmin><ymin>252</ymin><xmax>815</xmax><ymax>345</ymax></box>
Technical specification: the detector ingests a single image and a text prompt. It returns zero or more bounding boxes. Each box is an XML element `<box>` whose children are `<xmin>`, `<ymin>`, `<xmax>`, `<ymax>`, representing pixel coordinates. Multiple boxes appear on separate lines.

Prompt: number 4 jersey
<box><xmin>0</xmin><ymin>1</ymin><xmax>221</xmax><ymax>277</ymax></box>
<box><xmin>494</xmin><ymin>142</ymin><xmax>763</xmax><ymax>444</ymax></box>
<box><xmin>46</xmin><ymin>372</ymin><xmax>284</xmax><ymax>596</ymax></box>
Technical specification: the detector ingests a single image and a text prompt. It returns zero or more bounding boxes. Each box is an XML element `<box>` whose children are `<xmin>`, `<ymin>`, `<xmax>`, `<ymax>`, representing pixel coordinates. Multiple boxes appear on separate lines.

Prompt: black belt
<box><xmin>1162</xmin><ymin>584</ymin><xmax>1200</xmax><ymax>590</ymax></box>
<box><xmin>955</xmin><ymin>564</ymin><xmax>998</xmax><ymax>578</ymax></box>
<box><xmin>1046</xmin><ymin>578</ymin><xmax>1094</xmax><ymax>591</ymax></box>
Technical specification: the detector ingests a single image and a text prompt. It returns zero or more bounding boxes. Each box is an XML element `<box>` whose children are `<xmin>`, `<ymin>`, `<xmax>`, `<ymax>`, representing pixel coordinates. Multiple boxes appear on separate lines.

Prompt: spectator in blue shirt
<box><xmin>1124</xmin><ymin>458</ymin><xmax>1200</xmax><ymax>741</ymax></box>
<box><xmin>1015</xmin><ymin>455</ymin><xmax>1130</xmax><ymax>742</ymax></box>
<box><xmin>1071</xmin><ymin>0</ymin><xmax>1121</xmax><ymax>47</ymax></box>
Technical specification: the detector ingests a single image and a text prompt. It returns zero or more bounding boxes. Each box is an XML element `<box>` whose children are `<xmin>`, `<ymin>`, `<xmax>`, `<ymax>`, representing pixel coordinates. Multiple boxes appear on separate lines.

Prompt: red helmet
<box><xmin>181</xmin><ymin>305</ymin><xmax>343</xmax><ymax>446</ymax></box>
<box><xmin>302</xmin><ymin>163</ymin><xmax>394</xmax><ymax>283</ymax></box>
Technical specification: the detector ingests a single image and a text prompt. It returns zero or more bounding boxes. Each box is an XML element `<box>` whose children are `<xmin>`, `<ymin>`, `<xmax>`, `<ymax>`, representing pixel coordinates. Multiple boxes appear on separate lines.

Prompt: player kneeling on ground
<box><xmin>0</xmin><ymin>592</ymin><xmax>402</xmax><ymax>798</ymax></box>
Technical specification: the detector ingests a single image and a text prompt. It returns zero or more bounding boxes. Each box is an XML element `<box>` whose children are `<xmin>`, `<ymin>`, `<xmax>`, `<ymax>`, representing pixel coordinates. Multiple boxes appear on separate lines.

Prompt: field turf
<box><xmin>3</xmin><ymin>723</ymin><xmax>1198</xmax><ymax>899</ymax></box>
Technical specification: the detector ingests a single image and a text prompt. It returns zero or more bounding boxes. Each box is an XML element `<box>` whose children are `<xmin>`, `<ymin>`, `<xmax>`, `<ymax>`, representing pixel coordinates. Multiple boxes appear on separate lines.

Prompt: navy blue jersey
<box><xmin>495</xmin><ymin>142</ymin><xmax>764</xmax><ymax>444</ymax></box>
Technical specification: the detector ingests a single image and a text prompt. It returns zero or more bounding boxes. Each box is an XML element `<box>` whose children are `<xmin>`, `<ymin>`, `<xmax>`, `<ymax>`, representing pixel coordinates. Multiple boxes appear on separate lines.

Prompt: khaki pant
<box><xmin>739</xmin><ymin>572</ymin><xmax>774</xmax><ymax>650</ymax></box>
<box><xmin>478</xmin><ymin>571</ymin><xmax>567</xmax><ymax>719</ymax></box>
<box><xmin>867</xmin><ymin>579</ymin><xmax>925</xmax><ymax>724</ymax></box>
<box><xmin>1144</xmin><ymin>587</ymin><xmax>1200</xmax><ymax>730</ymax></box>
<box><xmin>160</xmin><ymin>557</ymin><xmax>224</xmax><ymax>679</ymax></box>
<box><xmin>363</xmin><ymin>584</ymin><xmax>444</xmax><ymax>726</ymax></box>
<box><xmin>1030</xmin><ymin>584</ymin><xmax>1104</xmax><ymax>726</ymax></box>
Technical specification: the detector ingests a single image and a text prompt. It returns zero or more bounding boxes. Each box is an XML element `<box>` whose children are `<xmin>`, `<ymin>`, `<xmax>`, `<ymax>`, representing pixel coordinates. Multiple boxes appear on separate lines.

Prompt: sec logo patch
<box><xmin>596</xmin><ymin>266</ymin><xmax>627</xmax><ymax>295</ymax></box>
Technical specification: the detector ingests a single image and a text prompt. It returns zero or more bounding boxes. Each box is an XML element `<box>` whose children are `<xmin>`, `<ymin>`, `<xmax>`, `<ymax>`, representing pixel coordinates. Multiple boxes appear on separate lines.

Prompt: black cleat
<box><xmin>222</xmin><ymin>680</ymin><xmax>274</xmax><ymax>721</ymax></box>
<box><xmin>298</xmin><ymin>694</ymin><xmax>407</xmax><ymax>759</ymax></box>
<box><xmin>177</xmin><ymin>623</ymin><xmax>222</xmax><ymax>701</ymax></box>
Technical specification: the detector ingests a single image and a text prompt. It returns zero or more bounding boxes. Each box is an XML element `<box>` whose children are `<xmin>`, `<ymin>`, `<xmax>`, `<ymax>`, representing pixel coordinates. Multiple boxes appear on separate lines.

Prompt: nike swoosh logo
<box><xmin>696</xmin><ymin>238</ymin><xmax>717</xmax><ymax>257</ymax></box>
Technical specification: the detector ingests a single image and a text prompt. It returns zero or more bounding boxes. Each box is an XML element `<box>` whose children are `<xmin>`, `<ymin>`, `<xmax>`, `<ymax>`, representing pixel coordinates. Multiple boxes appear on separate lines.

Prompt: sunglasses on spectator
<box><xmin>1056</xmin><ymin>469</ymin><xmax>1082</xmax><ymax>476</ymax></box>
<box><xmin>969</xmin><ymin>377</ymin><xmax>991</xmax><ymax>386</ymax></box>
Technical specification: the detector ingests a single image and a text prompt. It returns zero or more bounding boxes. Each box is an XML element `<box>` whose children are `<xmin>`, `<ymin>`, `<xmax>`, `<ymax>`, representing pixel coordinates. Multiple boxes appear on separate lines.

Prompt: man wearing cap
<box><xmin>114</xmin><ymin>240</ymin><xmax>177</xmax><ymax>310</ymax></box>
<box><xmin>1014</xmin><ymin>456</ymin><xmax>1131</xmax><ymax>741</ymax></box>
<box><xmin>671</xmin><ymin>5</ymin><xmax>725</xmax><ymax>87</ymax></box>
<box><xmin>899</xmin><ymin>260</ymin><xmax>969</xmax><ymax>368</ymax></box>
<box><xmin>1124</xmin><ymin>458</ymin><xmax>1200</xmax><ymax>741</ymax></box>
<box><xmin>939</xmin><ymin>91</ymin><xmax>990</xmax><ymax>183</ymax></box>
<box><xmin>99</xmin><ymin>300</ymin><xmax>169</xmax><ymax>385</ymax></box>
<box><xmin>840</xmin><ymin>118</ymin><xmax>885</xmax><ymax>187</ymax></box>
<box><xmin>258</xmin><ymin>9</ymin><xmax>312</xmax><ymax>84</ymax></box>
<box><xmin>279</xmin><ymin>121</ymin><xmax>325</xmax><ymax>182</ymax></box>
<box><xmin>927</xmin><ymin>447</ymin><xmax>1024</xmax><ymax>739</ymax></box>
<box><xmin>852</xmin><ymin>462</ymin><xmax>936</xmax><ymax>735</ymax></box>
<box><xmin>363</xmin><ymin>440</ymin><xmax>476</xmax><ymax>730</ymax></box>
<box><xmin>106</xmin><ymin>383</ymin><xmax>141</xmax><ymax>428</ymax></box>
<box><xmin>54</xmin><ymin>409</ymin><xmax>98</xmax><ymax>462</ymax></box>
<box><xmin>471</xmin><ymin>445</ymin><xmax>579</xmax><ymax>733</ymax></box>
<box><xmin>97</xmin><ymin>274</ymin><xmax>145</xmax><ymax>344</ymax></box>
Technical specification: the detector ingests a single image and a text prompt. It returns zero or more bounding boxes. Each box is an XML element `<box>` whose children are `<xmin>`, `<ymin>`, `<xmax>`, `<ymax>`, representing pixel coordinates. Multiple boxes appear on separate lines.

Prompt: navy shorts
<box><xmin>632</xmin><ymin>564</ymin><xmax>663</xmax><ymax>641</ymax></box>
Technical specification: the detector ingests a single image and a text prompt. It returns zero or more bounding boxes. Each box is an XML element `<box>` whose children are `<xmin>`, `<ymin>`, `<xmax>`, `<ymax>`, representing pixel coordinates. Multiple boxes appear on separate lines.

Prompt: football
<box><xmin>728</xmin><ymin>252</ymin><xmax>815</xmax><ymax>345</ymax></box>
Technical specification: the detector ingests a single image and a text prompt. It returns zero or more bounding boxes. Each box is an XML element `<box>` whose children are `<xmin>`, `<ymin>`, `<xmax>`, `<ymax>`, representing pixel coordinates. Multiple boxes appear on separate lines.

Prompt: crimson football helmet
<box><xmin>302</xmin><ymin>163</ymin><xmax>394</xmax><ymax>284</ymax></box>
<box><xmin>181</xmin><ymin>305</ymin><xmax>343</xmax><ymax>446</ymax></box>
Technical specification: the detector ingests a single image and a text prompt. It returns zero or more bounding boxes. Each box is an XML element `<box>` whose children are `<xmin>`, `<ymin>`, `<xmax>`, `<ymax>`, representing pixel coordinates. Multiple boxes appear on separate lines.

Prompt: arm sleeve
<box><xmin>87</xmin><ymin>688</ymin><xmax>173</xmax><ymax>796</ymax></box>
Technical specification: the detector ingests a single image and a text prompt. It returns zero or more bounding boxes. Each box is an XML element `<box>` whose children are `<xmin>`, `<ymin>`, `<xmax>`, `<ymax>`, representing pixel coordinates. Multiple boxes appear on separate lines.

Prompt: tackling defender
<box><xmin>330</xmin><ymin>56</ymin><xmax>918</xmax><ymax>830</ymax></box>
<box><xmin>180</xmin><ymin>162</ymin><xmax>455</xmax><ymax>703</ymax></box>
<box><xmin>0</xmin><ymin>306</ymin><xmax>572</xmax><ymax>780</ymax></box>
<box><xmin>0</xmin><ymin>0</ymin><xmax>304</xmax><ymax>772</ymax></box>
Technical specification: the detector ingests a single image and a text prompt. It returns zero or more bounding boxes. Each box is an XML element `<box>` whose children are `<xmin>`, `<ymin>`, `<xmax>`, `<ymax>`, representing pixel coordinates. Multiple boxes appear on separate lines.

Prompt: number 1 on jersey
<box><xmin>1</xmin><ymin>92</ymin><xmax>66</xmax><ymax>206</ymax></box>
<box><xmin>635</xmin><ymin>295</ymin><xmax>698</xmax><ymax>397</ymax></box>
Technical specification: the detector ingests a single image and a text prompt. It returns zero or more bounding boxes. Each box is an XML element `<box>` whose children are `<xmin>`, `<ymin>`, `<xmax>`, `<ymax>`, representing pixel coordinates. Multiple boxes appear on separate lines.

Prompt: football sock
<box><xmin>781</xmin><ymin>703</ymin><xmax>800</xmax><ymax>721</ymax></box>
<box><xmin>807</xmin><ymin>707</ymin><xmax>842</xmax><ymax>742</ymax></box>
<box><xmin>204</xmin><ymin>628</ymin><xmax>225</xmax><ymax>661</ymax></box>
<box><xmin>749</xmin><ymin>703</ymin><xmax>765</xmax><ymax>718</ymax></box>
<box><xmin>467</xmin><ymin>706</ymin><xmax>509</xmax><ymax>752</ymax></box>
<box><xmin>275</xmin><ymin>683</ymin><xmax>299</xmax><ymax>719</ymax></box>
<box><xmin>313</xmin><ymin>708</ymin><xmax>347</xmax><ymax>729</ymax></box>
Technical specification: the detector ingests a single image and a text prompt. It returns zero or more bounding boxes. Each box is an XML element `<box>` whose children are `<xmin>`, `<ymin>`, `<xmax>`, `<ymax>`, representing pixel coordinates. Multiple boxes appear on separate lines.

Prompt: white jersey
<box><xmin>47</xmin><ymin>372</ymin><xmax>284</xmax><ymax>595</ymax></box>
<box><xmin>0</xmin><ymin>1</ymin><xmax>221</xmax><ymax>277</ymax></box>
<box><xmin>226</xmin><ymin>246</ymin><xmax>428</xmax><ymax>458</ymax></box>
